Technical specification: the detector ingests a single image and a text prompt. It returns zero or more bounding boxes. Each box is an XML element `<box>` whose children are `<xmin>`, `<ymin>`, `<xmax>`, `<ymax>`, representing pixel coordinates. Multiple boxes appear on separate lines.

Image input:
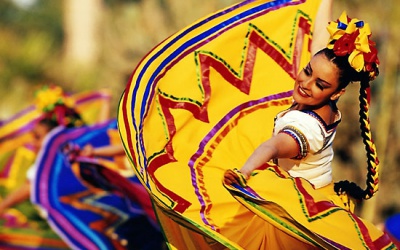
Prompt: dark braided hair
<box><xmin>315</xmin><ymin>48</ymin><xmax>380</xmax><ymax>201</ymax></box>
<box><xmin>334</xmin><ymin>78</ymin><xmax>380</xmax><ymax>200</ymax></box>
<box><xmin>38</xmin><ymin>106</ymin><xmax>85</xmax><ymax>135</ymax></box>
<box><xmin>43</xmin><ymin>105</ymin><xmax>85</xmax><ymax>128</ymax></box>
<box><xmin>35</xmin><ymin>85</ymin><xmax>85</xmax><ymax>129</ymax></box>
<box><xmin>315</xmin><ymin>48</ymin><xmax>375</xmax><ymax>89</ymax></box>
<box><xmin>37</xmin><ymin>117</ymin><xmax>59</xmax><ymax>131</ymax></box>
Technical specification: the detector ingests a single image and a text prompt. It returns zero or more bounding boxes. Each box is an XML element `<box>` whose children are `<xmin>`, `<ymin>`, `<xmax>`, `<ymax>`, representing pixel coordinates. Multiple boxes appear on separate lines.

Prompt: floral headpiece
<box><xmin>35</xmin><ymin>85</ymin><xmax>83</xmax><ymax>127</ymax></box>
<box><xmin>35</xmin><ymin>85</ymin><xmax>75</xmax><ymax>111</ymax></box>
<box><xmin>327</xmin><ymin>11</ymin><xmax>379</xmax><ymax>81</ymax></box>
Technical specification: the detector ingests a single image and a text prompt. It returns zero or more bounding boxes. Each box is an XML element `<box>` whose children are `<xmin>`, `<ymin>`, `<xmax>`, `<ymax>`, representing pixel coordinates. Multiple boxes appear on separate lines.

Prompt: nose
<box><xmin>301</xmin><ymin>77</ymin><xmax>313</xmax><ymax>89</ymax></box>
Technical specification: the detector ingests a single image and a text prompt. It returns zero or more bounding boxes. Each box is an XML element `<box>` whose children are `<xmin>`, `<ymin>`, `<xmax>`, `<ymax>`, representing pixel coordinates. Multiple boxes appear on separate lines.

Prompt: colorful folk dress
<box><xmin>117</xmin><ymin>0</ymin><xmax>396</xmax><ymax>249</ymax></box>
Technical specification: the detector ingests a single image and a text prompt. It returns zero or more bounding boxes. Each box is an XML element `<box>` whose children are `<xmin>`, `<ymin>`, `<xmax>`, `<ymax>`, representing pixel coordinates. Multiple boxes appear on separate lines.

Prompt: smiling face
<box><xmin>293</xmin><ymin>53</ymin><xmax>345</xmax><ymax>110</ymax></box>
<box><xmin>31</xmin><ymin>123</ymin><xmax>51</xmax><ymax>153</ymax></box>
<box><xmin>31</xmin><ymin>119</ymin><xmax>58</xmax><ymax>153</ymax></box>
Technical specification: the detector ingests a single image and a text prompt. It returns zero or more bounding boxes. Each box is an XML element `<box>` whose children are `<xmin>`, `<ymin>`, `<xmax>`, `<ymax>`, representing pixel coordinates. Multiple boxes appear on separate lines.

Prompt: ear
<box><xmin>331</xmin><ymin>88</ymin><xmax>346</xmax><ymax>101</ymax></box>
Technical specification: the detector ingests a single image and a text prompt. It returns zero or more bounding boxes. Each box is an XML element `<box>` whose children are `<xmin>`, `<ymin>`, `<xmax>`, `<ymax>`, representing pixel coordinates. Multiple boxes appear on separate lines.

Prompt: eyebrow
<box><xmin>317</xmin><ymin>78</ymin><xmax>332</xmax><ymax>86</ymax></box>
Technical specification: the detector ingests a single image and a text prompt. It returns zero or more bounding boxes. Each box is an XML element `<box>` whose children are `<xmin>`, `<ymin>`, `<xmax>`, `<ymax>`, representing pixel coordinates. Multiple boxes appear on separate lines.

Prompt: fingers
<box><xmin>223</xmin><ymin>169</ymin><xmax>248</xmax><ymax>187</ymax></box>
<box><xmin>223</xmin><ymin>170</ymin><xmax>239</xmax><ymax>185</ymax></box>
<box><xmin>80</xmin><ymin>144</ymin><xmax>94</xmax><ymax>157</ymax></box>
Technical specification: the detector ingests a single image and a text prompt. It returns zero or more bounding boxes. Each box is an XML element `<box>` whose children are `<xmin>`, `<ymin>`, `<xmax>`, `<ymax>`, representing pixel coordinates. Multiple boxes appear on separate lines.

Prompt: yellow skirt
<box><xmin>220</xmin><ymin>166</ymin><xmax>394</xmax><ymax>249</ymax></box>
<box><xmin>116</xmin><ymin>0</ymin><xmax>396</xmax><ymax>248</ymax></box>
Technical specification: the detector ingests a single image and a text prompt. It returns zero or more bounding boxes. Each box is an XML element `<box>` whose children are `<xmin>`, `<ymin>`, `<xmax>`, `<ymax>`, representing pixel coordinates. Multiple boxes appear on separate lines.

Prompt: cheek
<box><xmin>32</xmin><ymin>140</ymin><xmax>41</xmax><ymax>152</ymax></box>
<box><xmin>313</xmin><ymin>89</ymin><xmax>334</xmax><ymax>101</ymax></box>
<box><xmin>295</xmin><ymin>71</ymin><xmax>306</xmax><ymax>82</ymax></box>
<box><xmin>294</xmin><ymin>74</ymin><xmax>304</xmax><ymax>88</ymax></box>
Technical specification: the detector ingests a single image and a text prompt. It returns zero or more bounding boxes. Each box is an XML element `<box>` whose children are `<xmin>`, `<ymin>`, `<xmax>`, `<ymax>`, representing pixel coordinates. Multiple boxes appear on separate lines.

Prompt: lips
<box><xmin>297</xmin><ymin>86</ymin><xmax>310</xmax><ymax>98</ymax></box>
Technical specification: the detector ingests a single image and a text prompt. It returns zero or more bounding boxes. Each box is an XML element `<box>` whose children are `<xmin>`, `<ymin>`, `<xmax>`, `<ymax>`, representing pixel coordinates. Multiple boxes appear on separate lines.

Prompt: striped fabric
<box><xmin>118</xmin><ymin>0</ymin><xmax>395</xmax><ymax>249</ymax></box>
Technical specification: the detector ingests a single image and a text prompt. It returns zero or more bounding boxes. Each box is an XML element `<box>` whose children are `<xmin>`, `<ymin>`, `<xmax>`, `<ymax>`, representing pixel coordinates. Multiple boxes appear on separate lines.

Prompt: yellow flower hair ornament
<box><xmin>35</xmin><ymin>85</ymin><xmax>75</xmax><ymax>112</ymax></box>
<box><xmin>35</xmin><ymin>85</ymin><xmax>83</xmax><ymax>127</ymax></box>
<box><xmin>327</xmin><ymin>11</ymin><xmax>379</xmax><ymax>80</ymax></box>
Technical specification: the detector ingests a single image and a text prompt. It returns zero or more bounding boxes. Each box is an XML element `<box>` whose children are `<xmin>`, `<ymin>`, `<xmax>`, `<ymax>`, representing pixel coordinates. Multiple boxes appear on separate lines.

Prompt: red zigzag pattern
<box><xmin>148</xmin><ymin>16</ymin><xmax>312</xmax><ymax>213</ymax></box>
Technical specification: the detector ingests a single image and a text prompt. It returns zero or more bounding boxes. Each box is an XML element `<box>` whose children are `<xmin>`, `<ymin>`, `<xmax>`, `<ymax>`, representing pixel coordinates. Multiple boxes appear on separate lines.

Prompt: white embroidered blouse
<box><xmin>273</xmin><ymin>109</ymin><xmax>341</xmax><ymax>189</ymax></box>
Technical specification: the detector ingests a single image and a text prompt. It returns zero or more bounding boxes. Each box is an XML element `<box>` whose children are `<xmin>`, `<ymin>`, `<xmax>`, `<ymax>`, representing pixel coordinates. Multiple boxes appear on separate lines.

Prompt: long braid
<box><xmin>334</xmin><ymin>79</ymin><xmax>380</xmax><ymax>200</ymax></box>
<box><xmin>358</xmin><ymin>80</ymin><xmax>380</xmax><ymax>199</ymax></box>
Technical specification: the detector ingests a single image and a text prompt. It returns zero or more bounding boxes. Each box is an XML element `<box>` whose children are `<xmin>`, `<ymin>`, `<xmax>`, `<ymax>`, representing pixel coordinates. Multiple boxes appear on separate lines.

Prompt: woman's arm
<box><xmin>80</xmin><ymin>144</ymin><xmax>125</xmax><ymax>158</ymax></box>
<box><xmin>224</xmin><ymin>132</ymin><xmax>299</xmax><ymax>185</ymax></box>
<box><xmin>239</xmin><ymin>132</ymin><xmax>300</xmax><ymax>178</ymax></box>
<box><xmin>311</xmin><ymin>0</ymin><xmax>333</xmax><ymax>55</ymax></box>
<box><xmin>0</xmin><ymin>181</ymin><xmax>31</xmax><ymax>215</ymax></box>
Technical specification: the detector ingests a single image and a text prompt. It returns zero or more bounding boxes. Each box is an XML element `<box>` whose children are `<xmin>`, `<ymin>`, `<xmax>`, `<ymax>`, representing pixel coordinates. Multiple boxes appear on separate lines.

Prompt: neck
<box><xmin>292</xmin><ymin>100</ymin><xmax>337</xmax><ymax>112</ymax></box>
<box><xmin>292</xmin><ymin>101</ymin><xmax>338</xmax><ymax>124</ymax></box>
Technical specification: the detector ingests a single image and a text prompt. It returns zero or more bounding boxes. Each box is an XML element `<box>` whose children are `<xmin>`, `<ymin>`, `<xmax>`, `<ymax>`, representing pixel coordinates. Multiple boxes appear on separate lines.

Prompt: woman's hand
<box><xmin>80</xmin><ymin>144</ymin><xmax>94</xmax><ymax>157</ymax></box>
<box><xmin>223</xmin><ymin>169</ymin><xmax>248</xmax><ymax>187</ymax></box>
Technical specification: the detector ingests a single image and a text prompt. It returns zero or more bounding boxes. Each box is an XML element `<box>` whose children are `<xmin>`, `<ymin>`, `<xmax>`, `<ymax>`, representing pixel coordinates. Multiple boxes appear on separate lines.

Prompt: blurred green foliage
<box><xmin>0</xmin><ymin>0</ymin><xmax>62</xmax><ymax>87</ymax></box>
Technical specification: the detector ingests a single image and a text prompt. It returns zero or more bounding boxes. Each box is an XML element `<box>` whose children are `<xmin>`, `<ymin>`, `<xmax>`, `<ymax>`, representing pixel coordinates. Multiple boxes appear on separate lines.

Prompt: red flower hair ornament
<box><xmin>327</xmin><ymin>11</ymin><xmax>379</xmax><ymax>81</ymax></box>
<box><xmin>35</xmin><ymin>85</ymin><xmax>83</xmax><ymax>127</ymax></box>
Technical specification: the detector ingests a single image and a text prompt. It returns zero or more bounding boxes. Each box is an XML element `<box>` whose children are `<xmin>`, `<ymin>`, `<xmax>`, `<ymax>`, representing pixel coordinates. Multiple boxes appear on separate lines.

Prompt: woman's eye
<box><xmin>303</xmin><ymin>67</ymin><xmax>311</xmax><ymax>76</ymax></box>
<box><xmin>316</xmin><ymin>81</ymin><xmax>328</xmax><ymax>90</ymax></box>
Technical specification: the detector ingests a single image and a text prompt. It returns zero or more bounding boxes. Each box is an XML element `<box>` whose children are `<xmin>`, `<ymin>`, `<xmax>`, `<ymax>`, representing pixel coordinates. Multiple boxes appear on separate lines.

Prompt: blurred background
<box><xmin>0</xmin><ymin>0</ymin><xmax>398</xmax><ymax>224</ymax></box>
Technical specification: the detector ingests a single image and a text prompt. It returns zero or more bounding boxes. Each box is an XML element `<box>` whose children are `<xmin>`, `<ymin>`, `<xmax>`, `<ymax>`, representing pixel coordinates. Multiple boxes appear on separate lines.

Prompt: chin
<box><xmin>292</xmin><ymin>93</ymin><xmax>301</xmax><ymax>103</ymax></box>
